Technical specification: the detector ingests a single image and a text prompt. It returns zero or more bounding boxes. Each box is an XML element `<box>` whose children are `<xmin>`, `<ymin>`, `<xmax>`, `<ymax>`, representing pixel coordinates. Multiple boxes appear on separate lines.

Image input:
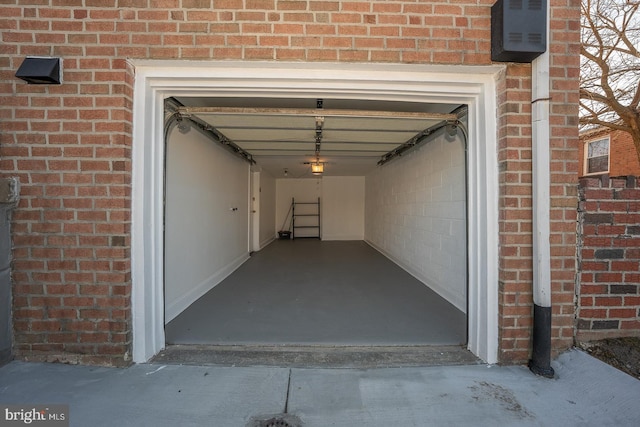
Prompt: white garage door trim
<box><xmin>131</xmin><ymin>61</ymin><xmax>504</xmax><ymax>364</ymax></box>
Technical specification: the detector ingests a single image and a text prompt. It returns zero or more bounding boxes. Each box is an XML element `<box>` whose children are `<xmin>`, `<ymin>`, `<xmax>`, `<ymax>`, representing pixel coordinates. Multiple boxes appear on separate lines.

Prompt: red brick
<box><xmin>594</xmin><ymin>297</ymin><xmax>623</xmax><ymax>307</ymax></box>
<box><xmin>620</xmin><ymin>320</ymin><xmax>640</xmax><ymax>330</ymax></box>
<box><xmin>623</xmin><ymin>296</ymin><xmax>640</xmax><ymax>305</ymax></box>
<box><xmin>579</xmin><ymin>309</ymin><xmax>607</xmax><ymax>319</ymax></box>
<box><xmin>608</xmin><ymin>308</ymin><xmax>637</xmax><ymax>318</ymax></box>
<box><xmin>625</xmin><ymin>274</ymin><xmax>640</xmax><ymax>283</ymax></box>
<box><xmin>31</xmin><ymin>321</ymin><xmax>62</xmax><ymax>332</ymax></box>
<box><xmin>79</xmin><ymin>333</ymin><xmax>110</xmax><ymax>343</ymax></box>
<box><xmin>13</xmin><ymin>308</ymin><xmax>44</xmax><ymax>319</ymax></box>
<box><xmin>611</xmin><ymin>261</ymin><xmax>639</xmax><ymax>272</ymax></box>
<box><xmin>80</xmin><ymin>309</ymin><xmax>110</xmax><ymax>320</ymax></box>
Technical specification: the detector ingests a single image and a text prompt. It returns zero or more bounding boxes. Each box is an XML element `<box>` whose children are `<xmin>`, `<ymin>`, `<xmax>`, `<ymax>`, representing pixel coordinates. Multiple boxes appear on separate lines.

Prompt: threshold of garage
<box><xmin>151</xmin><ymin>344</ymin><xmax>481</xmax><ymax>368</ymax></box>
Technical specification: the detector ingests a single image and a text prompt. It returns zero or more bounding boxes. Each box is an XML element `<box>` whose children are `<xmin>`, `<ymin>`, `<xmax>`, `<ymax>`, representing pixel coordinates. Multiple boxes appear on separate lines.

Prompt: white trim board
<box><xmin>131</xmin><ymin>61</ymin><xmax>502</xmax><ymax>364</ymax></box>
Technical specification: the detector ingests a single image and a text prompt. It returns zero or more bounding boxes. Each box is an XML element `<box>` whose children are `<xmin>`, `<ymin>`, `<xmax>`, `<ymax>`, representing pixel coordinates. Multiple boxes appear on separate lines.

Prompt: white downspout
<box><xmin>529</xmin><ymin>1</ymin><xmax>554</xmax><ymax>377</ymax></box>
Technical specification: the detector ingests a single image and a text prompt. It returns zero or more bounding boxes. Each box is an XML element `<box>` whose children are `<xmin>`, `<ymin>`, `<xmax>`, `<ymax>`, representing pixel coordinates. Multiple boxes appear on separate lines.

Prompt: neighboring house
<box><xmin>0</xmin><ymin>1</ymin><xmax>581</xmax><ymax>367</ymax></box>
<box><xmin>579</xmin><ymin>128</ymin><xmax>640</xmax><ymax>178</ymax></box>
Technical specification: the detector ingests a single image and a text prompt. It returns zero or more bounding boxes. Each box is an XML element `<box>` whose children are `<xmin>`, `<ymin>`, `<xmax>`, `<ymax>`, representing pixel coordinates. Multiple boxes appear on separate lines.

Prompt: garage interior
<box><xmin>160</xmin><ymin>96</ymin><xmax>470</xmax><ymax>362</ymax></box>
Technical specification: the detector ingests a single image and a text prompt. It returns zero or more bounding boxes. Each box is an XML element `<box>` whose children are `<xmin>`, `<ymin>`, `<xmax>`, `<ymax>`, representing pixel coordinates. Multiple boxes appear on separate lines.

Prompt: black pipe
<box><xmin>529</xmin><ymin>304</ymin><xmax>555</xmax><ymax>378</ymax></box>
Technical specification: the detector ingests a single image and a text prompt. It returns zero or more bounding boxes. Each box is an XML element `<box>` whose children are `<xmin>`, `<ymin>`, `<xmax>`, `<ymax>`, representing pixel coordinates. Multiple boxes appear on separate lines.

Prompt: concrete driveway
<box><xmin>1</xmin><ymin>349</ymin><xmax>639</xmax><ymax>426</ymax></box>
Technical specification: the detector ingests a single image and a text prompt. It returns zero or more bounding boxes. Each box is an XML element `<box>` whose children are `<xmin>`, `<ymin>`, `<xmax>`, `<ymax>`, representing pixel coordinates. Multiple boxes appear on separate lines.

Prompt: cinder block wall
<box><xmin>577</xmin><ymin>175</ymin><xmax>640</xmax><ymax>341</ymax></box>
<box><xmin>365</xmin><ymin>132</ymin><xmax>467</xmax><ymax>313</ymax></box>
<box><xmin>0</xmin><ymin>0</ymin><xmax>580</xmax><ymax>366</ymax></box>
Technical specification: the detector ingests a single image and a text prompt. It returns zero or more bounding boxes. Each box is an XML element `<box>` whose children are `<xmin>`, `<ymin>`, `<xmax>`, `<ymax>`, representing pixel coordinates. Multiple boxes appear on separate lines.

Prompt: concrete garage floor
<box><xmin>165</xmin><ymin>240</ymin><xmax>466</xmax><ymax>347</ymax></box>
<box><xmin>1</xmin><ymin>350</ymin><xmax>639</xmax><ymax>426</ymax></box>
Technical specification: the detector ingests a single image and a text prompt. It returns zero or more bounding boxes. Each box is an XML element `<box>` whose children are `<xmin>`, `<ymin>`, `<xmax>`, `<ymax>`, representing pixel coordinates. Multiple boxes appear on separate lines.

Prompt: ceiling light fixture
<box><xmin>304</xmin><ymin>157</ymin><xmax>325</xmax><ymax>175</ymax></box>
<box><xmin>311</xmin><ymin>162</ymin><xmax>324</xmax><ymax>175</ymax></box>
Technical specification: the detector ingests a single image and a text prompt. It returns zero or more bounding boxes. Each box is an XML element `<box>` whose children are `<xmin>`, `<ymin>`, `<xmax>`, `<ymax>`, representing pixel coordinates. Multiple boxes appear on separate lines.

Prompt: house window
<box><xmin>585</xmin><ymin>136</ymin><xmax>609</xmax><ymax>174</ymax></box>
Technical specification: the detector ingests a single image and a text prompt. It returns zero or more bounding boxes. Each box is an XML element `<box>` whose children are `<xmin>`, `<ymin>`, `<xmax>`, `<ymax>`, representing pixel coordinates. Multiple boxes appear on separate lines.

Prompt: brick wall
<box><xmin>496</xmin><ymin>0</ymin><xmax>580</xmax><ymax>362</ymax></box>
<box><xmin>610</xmin><ymin>132</ymin><xmax>640</xmax><ymax>178</ymax></box>
<box><xmin>577</xmin><ymin>175</ymin><xmax>640</xmax><ymax>341</ymax></box>
<box><xmin>497</xmin><ymin>63</ymin><xmax>535</xmax><ymax>363</ymax></box>
<box><xmin>0</xmin><ymin>0</ymin><xmax>580</xmax><ymax>365</ymax></box>
<box><xmin>548</xmin><ymin>0</ymin><xmax>582</xmax><ymax>356</ymax></box>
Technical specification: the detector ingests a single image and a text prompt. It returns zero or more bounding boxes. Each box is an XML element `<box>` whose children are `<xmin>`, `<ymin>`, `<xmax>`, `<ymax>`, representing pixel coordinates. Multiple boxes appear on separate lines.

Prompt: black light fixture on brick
<box><xmin>15</xmin><ymin>57</ymin><xmax>62</xmax><ymax>84</ymax></box>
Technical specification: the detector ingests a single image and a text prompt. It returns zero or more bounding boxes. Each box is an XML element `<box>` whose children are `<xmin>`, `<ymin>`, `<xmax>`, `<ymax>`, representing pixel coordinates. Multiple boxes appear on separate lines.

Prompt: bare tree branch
<box><xmin>581</xmin><ymin>0</ymin><xmax>640</xmax><ymax>165</ymax></box>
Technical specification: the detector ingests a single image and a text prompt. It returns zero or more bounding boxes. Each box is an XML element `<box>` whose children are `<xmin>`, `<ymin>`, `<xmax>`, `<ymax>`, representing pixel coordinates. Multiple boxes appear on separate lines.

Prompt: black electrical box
<box><xmin>491</xmin><ymin>0</ymin><xmax>547</xmax><ymax>63</ymax></box>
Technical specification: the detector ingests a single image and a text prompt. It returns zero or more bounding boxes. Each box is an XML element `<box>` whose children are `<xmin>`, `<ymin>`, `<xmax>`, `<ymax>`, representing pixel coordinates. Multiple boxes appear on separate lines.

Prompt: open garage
<box><xmin>162</xmin><ymin>96</ymin><xmax>468</xmax><ymax>351</ymax></box>
<box><xmin>131</xmin><ymin>61</ymin><xmax>500</xmax><ymax>364</ymax></box>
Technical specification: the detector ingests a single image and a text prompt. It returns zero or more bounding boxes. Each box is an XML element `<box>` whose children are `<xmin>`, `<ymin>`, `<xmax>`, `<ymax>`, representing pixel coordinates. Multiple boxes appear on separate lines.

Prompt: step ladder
<box><xmin>292</xmin><ymin>197</ymin><xmax>320</xmax><ymax>239</ymax></box>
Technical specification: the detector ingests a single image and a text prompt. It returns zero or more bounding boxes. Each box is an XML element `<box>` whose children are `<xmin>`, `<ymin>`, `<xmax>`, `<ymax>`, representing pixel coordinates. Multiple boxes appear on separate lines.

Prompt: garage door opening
<box><xmin>161</xmin><ymin>96</ymin><xmax>470</xmax><ymax>365</ymax></box>
<box><xmin>131</xmin><ymin>61</ymin><xmax>501</xmax><ymax>364</ymax></box>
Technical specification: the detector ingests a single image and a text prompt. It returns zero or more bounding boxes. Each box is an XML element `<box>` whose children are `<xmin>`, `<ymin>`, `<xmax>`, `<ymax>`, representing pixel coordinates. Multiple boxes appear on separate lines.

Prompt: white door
<box><xmin>250</xmin><ymin>171</ymin><xmax>261</xmax><ymax>252</ymax></box>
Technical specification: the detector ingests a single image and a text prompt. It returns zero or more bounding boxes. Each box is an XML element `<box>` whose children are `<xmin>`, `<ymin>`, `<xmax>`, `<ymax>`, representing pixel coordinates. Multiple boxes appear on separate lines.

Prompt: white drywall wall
<box><xmin>164</xmin><ymin>126</ymin><xmax>250</xmax><ymax>322</ymax></box>
<box><xmin>365</xmin><ymin>132</ymin><xmax>467</xmax><ymax>312</ymax></box>
<box><xmin>321</xmin><ymin>176</ymin><xmax>365</xmax><ymax>240</ymax></box>
<box><xmin>276</xmin><ymin>178</ymin><xmax>322</xmax><ymax>238</ymax></box>
<box><xmin>258</xmin><ymin>170</ymin><xmax>277</xmax><ymax>248</ymax></box>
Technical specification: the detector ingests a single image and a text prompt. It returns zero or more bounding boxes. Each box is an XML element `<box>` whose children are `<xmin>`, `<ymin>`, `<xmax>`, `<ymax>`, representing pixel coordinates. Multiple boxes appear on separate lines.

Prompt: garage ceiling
<box><xmin>170</xmin><ymin>97</ymin><xmax>463</xmax><ymax>177</ymax></box>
